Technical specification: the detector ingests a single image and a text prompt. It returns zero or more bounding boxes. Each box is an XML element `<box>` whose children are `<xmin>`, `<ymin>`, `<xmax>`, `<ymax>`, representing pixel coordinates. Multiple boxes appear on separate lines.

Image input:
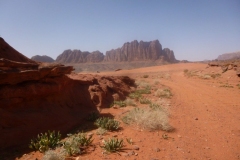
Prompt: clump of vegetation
<box><xmin>122</xmin><ymin>107</ymin><xmax>172</xmax><ymax>131</ymax></box>
<box><xmin>237</xmin><ymin>84</ymin><xmax>240</xmax><ymax>89</ymax></box>
<box><xmin>42</xmin><ymin>149</ymin><xmax>65</xmax><ymax>160</ymax></box>
<box><xmin>135</xmin><ymin>80</ymin><xmax>150</xmax><ymax>88</ymax></box>
<box><xmin>110</xmin><ymin>100</ymin><xmax>126</xmax><ymax>108</ymax></box>
<box><xmin>154</xmin><ymin>89</ymin><xmax>172</xmax><ymax>98</ymax></box>
<box><xmin>126</xmin><ymin>138</ymin><xmax>133</xmax><ymax>145</ymax></box>
<box><xmin>143</xmin><ymin>75</ymin><xmax>149</xmax><ymax>78</ymax></box>
<box><xmin>210</xmin><ymin>73</ymin><xmax>221</xmax><ymax>79</ymax></box>
<box><xmin>102</xmin><ymin>138</ymin><xmax>124</xmax><ymax>153</ymax></box>
<box><xmin>63</xmin><ymin>132</ymin><xmax>93</xmax><ymax>156</ymax></box>
<box><xmin>129</xmin><ymin>92</ymin><xmax>142</xmax><ymax>100</ymax></box>
<box><xmin>124</xmin><ymin>98</ymin><xmax>136</xmax><ymax>106</ymax></box>
<box><xmin>96</xmin><ymin>128</ymin><xmax>107</xmax><ymax>135</ymax></box>
<box><xmin>220</xmin><ymin>84</ymin><xmax>234</xmax><ymax>88</ymax></box>
<box><xmin>139</xmin><ymin>97</ymin><xmax>151</xmax><ymax>104</ymax></box>
<box><xmin>154</xmin><ymin>80</ymin><xmax>160</xmax><ymax>85</ymax></box>
<box><xmin>95</xmin><ymin>117</ymin><xmax>120</xmax><ymax>131</ymax></box>
<box><xmin>29</xmin><ymin>130</ymin><xmax>61</xmax><ymax>153</ymax></box>
<box><xmin>183</xmin><ymin>69</ymin><xmax>188</xmax><ymax>73</ymax></box>
<box><xmin>87</xmin><ymin>111</ymin><xmax>100</xmax><ymax>122</ymax></box>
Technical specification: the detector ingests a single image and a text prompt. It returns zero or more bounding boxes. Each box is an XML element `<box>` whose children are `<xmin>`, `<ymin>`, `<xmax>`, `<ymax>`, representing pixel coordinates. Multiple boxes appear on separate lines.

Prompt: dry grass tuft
<box><xmin>154</xmin><ymin>89</ymin><xmax>172</xmax><ymax>98</ymax></box>
<box><xmin>122</xmin><ymin>107</ymin><xmax>172</xmax><ymax>131</ymax></box>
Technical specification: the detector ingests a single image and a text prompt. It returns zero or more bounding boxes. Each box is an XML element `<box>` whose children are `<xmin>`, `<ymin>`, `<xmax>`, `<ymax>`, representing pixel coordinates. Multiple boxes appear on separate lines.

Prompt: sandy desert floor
<box><xmin>15</xmin><ymin>63</ymin><xmax>240</xmax><ymax>160</ymax></box>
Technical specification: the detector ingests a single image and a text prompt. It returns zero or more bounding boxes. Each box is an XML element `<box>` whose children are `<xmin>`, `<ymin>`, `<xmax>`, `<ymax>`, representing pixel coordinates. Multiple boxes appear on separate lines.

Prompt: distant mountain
<box><xmin>31</xmin><ymin>55</ymin><xmax>54</xmax><ymax>63</ymax></box>
<box><xmin>56</xmin><ymin>40</ymin><xmax>177</xmax><ymax>63</ymax></box>
<box><xmin>217</xmin><ymin>51</ymin><xmax>240</xmax><ymax>60</ymax></box>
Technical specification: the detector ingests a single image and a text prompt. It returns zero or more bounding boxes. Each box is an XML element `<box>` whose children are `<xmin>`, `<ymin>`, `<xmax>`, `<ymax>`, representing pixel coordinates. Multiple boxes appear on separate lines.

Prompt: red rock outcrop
<box><xmin>31</xmin><ymin>55</ymin><xmax>55</xmax><ymax>63</ymax></box>
<box><xmin>0</xmin><ymin>37</ymin><xmax>36</xmax><ymax>64</ymax></box>
<box><xmin>0</xmin><ymin>38</ymin><xmax>135</xmax><ymax>151</ymax></box>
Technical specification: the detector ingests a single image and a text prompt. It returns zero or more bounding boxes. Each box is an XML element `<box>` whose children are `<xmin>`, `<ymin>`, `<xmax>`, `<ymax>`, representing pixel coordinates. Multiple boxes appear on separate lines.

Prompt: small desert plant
<box><xmin>135</xmin><ymin>80</ymin><xmax>150</xmax><ymax>88</ymax></box>
<box><xmin>124</xmin><ymin>98</ymin><xmax>136</xmax><ymax>106</ymax></box>
<box><xmin>154</xmin><ymin>80</ymin><xmax>160</xmax><ymax>85</ymax></box>
<box><xmin>129</xmin><ymin>92</ymin><xmax>142</xmax><ymax>100</ymax></box>
<box><xmin>154</xmin><ymin>89</ymin><xmax>172</xmax><ymax>98</ymax></box>
<box><xmin>110</xmin><ymin>100</ymin><xmax>126</xmax><ymax>108</ymax></box>
<box><xmin>87</xmin><ymin>111</ymin><xmax>99</xmax><ymax>122</ymax></box>
<box><xmin>126</xmin><ymin>138</ymin><xmax>133</xmax><ymax>145</ymax></box>
<box><xmin>149</xmin><ymin>103</ymin><xmax>161</xmax><ymax>110</ymax></box>
<box><xmin>96</xmin><ymin>128</ymin><xmax>107</xmax><ymax>135</ymax></box>
<box><xmin>211</xmin><ymin>73</ymin><xmax>221</xmax><ymax>79</ymax></box>
<box><xmin>143</xmin><ymin>75</ymin><xmax>149</xmax><ymax>78</ymax></box>
<box><xmin>63</xmin><ymin>132</ymin><xmax>93</xmax><ymax>156</ymax></box>
<box><xmin>183</xmin><ymin>69</ymin><xmax>188</xmax><ymax>73</ymax></box>
<box><xmin>29</xmin><ymin>130</ymin><xmax>61</xmax><ymax>153</ymax></box>
<box><xmin>42</xmin><ymin>149</ymin><xmax>65</xmax><ymax>160</ymax></box>
<box><xmin>102</xmin><ymin>138</ymin><xmax>124</xmax><ymax>153</ymax></box>
<box><xmin>220</xmin><ymin>84</ymin><xmax>234</xmax><ymax>88</ymax></box>
<box><xmin>237</xmin><ymin>84</ymin><xmax>240</xmax><ymax>89</ymax></box>
<box><xmin>95</xmin><ymin>117</ymin><xmax>120</xmax><ymax>131</ymax></box>
<box><xmin>139</xmin><ymin>97</ymin><xmax>151</xmax><ymax>104</ymax></box>
<box><xmin>122</xmin><ymin>107</ymin><xmax>172</xmax><ymax>131</ymax></box>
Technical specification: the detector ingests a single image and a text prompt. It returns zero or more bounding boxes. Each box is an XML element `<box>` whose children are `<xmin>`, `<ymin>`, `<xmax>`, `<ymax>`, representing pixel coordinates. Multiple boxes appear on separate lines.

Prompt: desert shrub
<box><xmin>200</xmin><ymin>74</ymin><xmax>211</xmax><ymax>79</ymax></box>
<box><xmin>63</xmin><ymin>132</ymin><xmax>93</xmax><ymax>156</ymax></box>
<box><xmin>87</xmin><ymin>111</ymin><xmax>99</xmax><ymax>122</ymax></box>
<box><xmin>220</xmin><ymin>84</ymin><xmax>234</xmax><ymax>88</ymax></box>
<box><xmin>110</xmin><ymin>100</ymin><xmax>126</xmax><ymax>108</ymax></box>
<box><xmin>237</xmin><ymin>84</ymin><xmax>240</xmax><ymax>89</ymax></box>
<box><xmin>129</xmin><ymin>92</ymin><xmax>142</xmax><ymax>100</ymax></box>
<box><xmin>42</xmin><ymin>149</ymin><xmax>65</xmax><ymax>160</ymax></box>
<box><xmin>139</xmin><ymin>97</ymin><xmax>151</xmax><ymax>104</ymax></box>
<box><xmin>122</xmin><ymin>107</ymin><xmax>172</xmax><ymax>131</ymax></box>
<box><xmin>135</xmin><ymin>80</ymin><xmax>150</xmax><ymax>88</ymax></box>
<box><xmin>29</xmin><ymin>130</ymin><xmax>61</xmax><ymax>153</ymax></box>
<box><xmin>154</xmin><ymin>89</ymin><xmax>172</xmax><ymax>98</ymax></box>
<box><xmin>124</xmin><ymin>98</ymin><xmax>136</xmax><ymax>106</ymax></box>
<box><xmin>183</xmin><ymin>69</ymin><xmax>188</xmax><ymax>73</ymax></box>
<box><xmin>96</xmin><ymin>128</ymin><xmax>107</xmax><ymax>135</ymax></box>
<box><xmin>102</xmin><ymin>138</ymin><xmax>124</xmax><ymax>153</ymax></box>
<box><xmin>95</xmin><ymin>117</ymin><xmax>120</xmax><ymax>131</ymax></box>
<box><xmin>154</xmin><ymin>80</ymin><xmax>160</xmax><ymax>85</ymax></box>
<box><xmin>143</xmin><ymin>75</ymin><xmax>149</xmax><ymax>78</ymax></box>
<box><xmin>126</xmin><ymin>138</ymin><xmax>133</xmax><ymax>145</ymax></box>
<box><xmin>211</xmin><ymin>73</ymin><xmax>221</xmax><ymax>79</ymax></box>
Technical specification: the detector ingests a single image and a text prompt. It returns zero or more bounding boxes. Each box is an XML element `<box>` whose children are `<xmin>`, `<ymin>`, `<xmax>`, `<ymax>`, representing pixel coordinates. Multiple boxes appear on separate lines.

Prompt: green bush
<box><xmin>110</xmin><ymin>101</ymin><xmax>126</xmax><ymax>108</ymax></box>
<box><xmin>95</xmin><ymin>117</ymin><xmax>120</xmax><ymax>131</ymax></box>
<box><xmin>102</xmin><ymin>138</ymin><xmax>124</xmax><ymax>153</ymax></box>
<box><xmin>143</xmin><ymin>75</ymin><xmax>149</xmax><ymax>78</ymax></box>
<box><xmin>139</xmin><ymin>98</ymin><xmax>151</xmax><ymax>104</ymax></box>
<box><xmin>29</xmin><ymin>130</ymin><xmax>61</xmax><ymax>153</ymax></box>
<box><xmin>63</xmin><ymin>132</ymin><xmax>93</xmax><ymax>156</ymax></box>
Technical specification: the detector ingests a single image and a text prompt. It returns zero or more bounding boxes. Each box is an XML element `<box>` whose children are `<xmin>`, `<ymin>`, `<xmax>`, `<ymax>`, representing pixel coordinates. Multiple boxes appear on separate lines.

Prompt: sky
<box><xmin>0</xmin><ymin>0</ymin><xmax>239</xmax><ymax>61</ymax></box>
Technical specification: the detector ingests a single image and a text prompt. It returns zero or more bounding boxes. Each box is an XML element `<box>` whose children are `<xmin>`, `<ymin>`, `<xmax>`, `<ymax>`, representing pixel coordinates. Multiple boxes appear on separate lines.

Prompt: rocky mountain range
<box><xmin>217</xmin><ymin>51</ymin><xmax>240</xmax><ymax>60</ymax></box>
<box><xmin>56</xmin><ymin>40</ymin><xmax>177</xmax><ymax>63</ymax></box>
<box><xmin>31</xmin><ymin>55</ymin><xmax>54</xmax><ymax>63</ymax></box>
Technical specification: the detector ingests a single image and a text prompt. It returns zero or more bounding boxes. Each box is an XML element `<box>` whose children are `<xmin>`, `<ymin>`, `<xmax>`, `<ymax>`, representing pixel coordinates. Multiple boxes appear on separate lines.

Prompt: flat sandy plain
<box><xmin>17</xmin><ymin>63</ymin><xmax>240</xmax><ymax>160</ymax></box>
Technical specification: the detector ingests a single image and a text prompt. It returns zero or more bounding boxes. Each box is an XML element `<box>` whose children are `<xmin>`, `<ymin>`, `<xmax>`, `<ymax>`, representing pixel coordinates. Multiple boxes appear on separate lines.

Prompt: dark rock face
<box><xmin>162</xmin><ymin>48</ymin><xmax>177</xmax><ymax>62</ymax></box>
<box><xmin>217</xmin><ymin>52</ymin><xmax>240</xmax><ymax>60</ymax></box>
<box><xmin>56</xmin><ymin>39</ymin><xmax>176</xmax><ymax>63</ymax></box>
<box><xmin>56</xmin><ymin>50</ymin><xmax>104</xmax><ymax>63</ymax></box>
<box><xmin>105</xmin><ymin>40</ymin><xmax>164</xmax><ymax>62</ymax></box>
<box><xmin>31</xmin><ymin>55</ymin><xmax>54</xmax><ymax>63</ymax></box>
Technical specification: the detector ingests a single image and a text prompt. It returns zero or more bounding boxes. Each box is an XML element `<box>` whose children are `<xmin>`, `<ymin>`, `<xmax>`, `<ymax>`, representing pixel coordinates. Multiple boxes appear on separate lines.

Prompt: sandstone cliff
<box><xmin>56</xmin><ymin>39</ymin><xmax>177</xmax><ymax>63</ymax></box>
<box><xmin>31</xmin><ymin>55</ymin><xmax>54</xmax><ymax>63</ymax></box>
<box><xmin>0</xmin><ymin>38</ymin><xmax>134</xmax><ymax>151</ymax></box>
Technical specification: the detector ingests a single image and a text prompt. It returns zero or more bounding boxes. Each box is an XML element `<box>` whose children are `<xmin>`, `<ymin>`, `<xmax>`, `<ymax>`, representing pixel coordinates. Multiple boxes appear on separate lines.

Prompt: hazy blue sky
<box><xmin>0</xmin><ymin>0</ymin><xmax>239</xmax><ymax>61</ymax></box>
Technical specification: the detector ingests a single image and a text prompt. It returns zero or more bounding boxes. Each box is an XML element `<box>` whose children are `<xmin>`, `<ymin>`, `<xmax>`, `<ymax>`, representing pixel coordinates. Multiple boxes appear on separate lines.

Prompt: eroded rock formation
<box><xmin>217</xmin><ymin>51</ymin><xmax>240</xmax><ymax>60</ymax></box>
<box><xmin>0</xmin><ymin>37</ymin><xmax>135</xmax><ymax>151</ymax></box>
<box><xmin>56</xmin><ymin>50</ymin><xmax>104</xmax><ymax>63</ymax></box>
<box><xmin>56</xmin><ymin>39</ymin><xmax>177</xmax><ymax>63</ymax></box>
